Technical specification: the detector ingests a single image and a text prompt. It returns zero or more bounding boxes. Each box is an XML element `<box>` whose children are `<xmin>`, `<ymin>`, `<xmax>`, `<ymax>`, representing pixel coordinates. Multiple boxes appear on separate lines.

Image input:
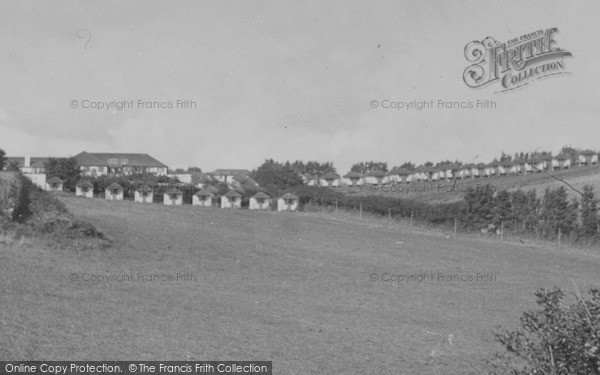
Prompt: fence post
<box><xmin>336</xmin><ymin>199</ymin><xmax>339</xmax><ymax>214</ymax></box>
<box><xmin>321</xmin><ymin>197</ymin><xmax>324</xmax><ymax>212</ymax></box>
<box><xmin>388</xmin><ymin>208</ymin><xmax>391</xmax><ymax>221</ymax></box>
<box><xmin>359</xmin><ymin>202</ymin><xmax>362</xmax><ymax>217</ymax></box>
<box><xmin>501</xmin><ymin>221</ymin><xmax>504</xmax><ymax>242</ymax></box>
<box><xmin>410</xmin><ymin>210</ymin><xmax>413</xmax><ymax>229</ymax></box>
<box><xmin>558</xmin><ymin>227</ymin><xmax>561</xmax><ymax>247</ymax></box>
<box><xmin>454</xmin><ymin>218</ymin><xmax>457</xmax><ymax>237</ymax></box>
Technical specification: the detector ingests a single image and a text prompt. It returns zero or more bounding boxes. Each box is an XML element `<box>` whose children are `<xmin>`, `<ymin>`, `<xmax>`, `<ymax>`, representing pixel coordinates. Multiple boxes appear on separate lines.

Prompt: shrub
<box><xmin>489</xmin><ymin>287</ymin><xmax>600</xmax><ymax>374</ymax></box>
<box><xmin>11</xmin><ymin>174</ymin><xmax>33</xmax><ymax>223</ymax></box>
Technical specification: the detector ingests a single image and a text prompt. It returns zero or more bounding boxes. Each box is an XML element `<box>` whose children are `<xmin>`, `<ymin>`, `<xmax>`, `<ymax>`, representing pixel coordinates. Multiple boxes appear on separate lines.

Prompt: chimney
<box><xmin>24</xmin><ymin>156</ymin><xmax>31</xmax><ymax>167</ymax></box>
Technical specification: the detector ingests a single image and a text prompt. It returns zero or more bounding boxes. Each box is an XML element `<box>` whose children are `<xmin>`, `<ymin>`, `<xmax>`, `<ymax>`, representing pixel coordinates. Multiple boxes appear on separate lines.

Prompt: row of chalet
<box><xmin>304</xmin><ymin>152</ymin><xmax>600</xmax><ymax>186</ymax></box>
<box><xmin>69</xmin><ymin>181</ymin><xmax>299</xmax><ymax>212</ymax></box>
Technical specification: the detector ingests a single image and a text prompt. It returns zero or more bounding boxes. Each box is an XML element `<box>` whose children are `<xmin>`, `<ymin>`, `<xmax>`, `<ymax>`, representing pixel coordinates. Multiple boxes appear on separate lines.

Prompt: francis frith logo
<box><xmin>463</xmin><ymin>27</ymin><xmax>572</xmax><ymax>92</ymax></box>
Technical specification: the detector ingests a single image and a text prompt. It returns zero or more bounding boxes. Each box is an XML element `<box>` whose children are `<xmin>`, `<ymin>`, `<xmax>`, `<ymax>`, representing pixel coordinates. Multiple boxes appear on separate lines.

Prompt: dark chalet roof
<box><xmin>280</xmin><ymin>193</ymin><xmax>298</xmax><ymax>200</ymax></box>
<box><xmin>164</xmin><ymin>188</ymin><xmax>183</xmax><ymax>195</ymax></box>
<box><xmin>321</xmin><ymin>172</ymin><xmax>340</xmax><ymax>180</ymax></box>
<box><xmin>366</xmin><ymin>170</ymin><xmax>387</xmax><ymax>177</ymax></box>
<box><xmin>76</xmin><ymin>180</ymin><xmax>94</xmax><ymax>188</ymax></box>
<box><xmin>137</xmin><ymin>185</ymin><xmax>154</xmax><ymax>193</ymax></box>
<box><xmin>343</xmin><ymin>172</ymin><xmax>363</xmax><ymax>178</ymax></box>
<box><xmin>224</xmin><ymin>190</ymin><xmax>242</xmax><ymax>198</ymax></box>
<box><xmin>252</xmin><ymin>192</ymin><xmax>271</xmax><ymax>199</ymax></box>
<box><xmin>47</xmin><ymin>176</ymin><xmax>63</xmax><ymax>183</ymax></box>
<box><xmin>106</xmin><ymin>183</ymin><xmax>123</xmax><ymax>191</ymax></box>
<box><xmin>212</xmin><ymin>169</ymin><xmax>251</xmax><ymax>176</ymax></box>
<box><xmin>194</xmin><ymin>189</ymin><xmax>214</xmax><ymax>197</ymax></box>
<box><xmin>387</xmin><ymin>168</ymin><xmax>411</xmax><ymax>176</ymax></box>
<box><xmin>74</xmin><ymin>151</ymin><xmax>167</xmax><ymax>168</ymax></box>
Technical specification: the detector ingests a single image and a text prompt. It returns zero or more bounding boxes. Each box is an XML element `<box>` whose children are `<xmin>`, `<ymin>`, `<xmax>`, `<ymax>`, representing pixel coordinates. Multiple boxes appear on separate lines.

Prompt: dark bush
<box><xmin>489</xmin><ymin>287</ymin><xmax>600</xmax><ymax>374</ymax></box>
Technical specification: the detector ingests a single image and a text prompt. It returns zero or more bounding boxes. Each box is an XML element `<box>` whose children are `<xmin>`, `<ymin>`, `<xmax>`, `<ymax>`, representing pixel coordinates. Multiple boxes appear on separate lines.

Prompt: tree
<box><xmin>580</xmin><ymin>185</ymin><xmax>599</xmax><ymax>238</ymax></box>
<box><xmin>0</xmin><ymin>148</ymin><xmax>5</xmax><ymax>170</ymax></box>
<box><xmin>350</xmin><ymin>161</ymin><xmax>388</xmax><ymax>174</ymax></box>
<box><xmin>187</xmin><ymin>166</ymin><xmax>202</xmax><ymax>173</ymax></box>
<box><xmin>398</xmin><ymin>162</ymin><xmax>415</xmax><ymax>171</ymax></box>
<box><xmin>251</xmin><ymin>159</ymin><xmax>304</xmax><ymax>197</ymax></box>
<box><xmin>540</xmin><ymin>186</ymin><xmax>574</xmax><ymax>237</ymax></box>
<box><xmin>44</xmin><ymin>157</ymin><xmax>81</xmax><ymax>191</ymax></box>
<box><xmin>6</xmin><ymin>160</ymin><xmax>20</xmax><ymax>172</ymax></box>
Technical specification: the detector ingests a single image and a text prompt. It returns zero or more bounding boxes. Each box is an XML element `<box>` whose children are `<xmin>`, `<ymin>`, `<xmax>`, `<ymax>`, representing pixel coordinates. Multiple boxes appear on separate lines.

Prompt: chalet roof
<box><xmin>165</xmin><ymin>188</ymin><xmax>182</xmax><ymax>195</ymax></box>
<box><xmin>47</xmin><ymin>176</ymin><xmax>63</xmax><ymax>183</ymax></box>
<box><xmin>106</xmin><ymin>183</ymin><xmax>123</xmax><ymax>191</ymax></box>
<box><xmin>194</xmin><ymin>189</ymin><xmax>214</xmax><ymax>197</ymax></box>
<box><xmin>388</xmin><ymin>167</ymin><xmax>411</xmax><ymax>175</ymax></box>
<box><xmin>366</xmin><ymin>170</ymin><xmax>387</xmax><ymax>177</ymax></box>
<box><xmin>252</xmin><ymin>192</ymin><xmax>271</xmax><ymax>199</ymax></box>
<box><xmin>137</xmin><ymin>185</ymin><xmax>154</xmax><ymax>193</ymax></box>
<box><xmin>443</xmin><ymin>164</ymin><xmax>462</xmax><ymax>170</ymax></box>
<box><xmin>76</xmin><ymin>180</ymin><xmax>94</xmax><ymax>188</ymax></box>
<box><xmin>554</xmin><ymin>154</ymin><xmax>568</xmax><ymax>160</ymax></box>
<box><xmin>224</xmin><ymin>190</ymin><xmax>242</xmax><ymax>197</ymax></box>
<box><xmin>501</xmin><ymin>160</ymin><xmax>513</xmax><ymax>167</ymax></box>
<box><xmin>280</xmin><ymin>193</ymin><xmax>298</xmax><ymax>200</ymax></box>
<box><xmin>212</xmin><ymin>169</ymin><xmax>250</xmax><ymax>176</ymax></box>
<box><xmin>321</xmin><ymin>172</ymin><xmax>340</xmax><ymax>180</ymax></box>
<box><xmin>581</xmin><ymin>150</ymin><xmax>596</xmax><ymax>155</ymax></box>
<box><xmin>488</xmin><ymin>160</ymin><xmax>500</xmax><ymax>167</ymax></box>
<box><xmin>74</xmin><ymin>152</ymin><xmax>167</xmax><ymax>167</ymax></box>
<box><xmin>343</xmin><ymin>172</ymin><xmax>363</xmax><ymax>178</ymax></box>
<box><xmin>475</xmin><ymin>163</ymin><xmax>486</xmax><ymax>168</ymax></box>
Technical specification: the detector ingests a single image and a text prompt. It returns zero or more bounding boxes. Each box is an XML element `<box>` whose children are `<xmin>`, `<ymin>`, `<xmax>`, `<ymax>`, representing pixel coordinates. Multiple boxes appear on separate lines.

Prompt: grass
<box><xmin>0</xmin><ymin>196</ymin><xmax>599</xmax><ymax>374</ymax></box>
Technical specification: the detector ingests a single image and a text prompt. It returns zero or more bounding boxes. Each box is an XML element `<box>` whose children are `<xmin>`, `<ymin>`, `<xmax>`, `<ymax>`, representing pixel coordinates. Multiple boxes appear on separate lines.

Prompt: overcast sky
<box><xmin>1</xmin><ymin>0</ymin><xmax>598</xmax><ymax>173</ymax></box>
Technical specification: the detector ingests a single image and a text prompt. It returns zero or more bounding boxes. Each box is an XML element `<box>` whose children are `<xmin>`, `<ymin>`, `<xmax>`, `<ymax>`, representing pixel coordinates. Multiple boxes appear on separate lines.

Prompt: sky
<box><xmin>1</xmin><ymin>0</ymin><xmax>599</xmax><ymax>173</ymax></box>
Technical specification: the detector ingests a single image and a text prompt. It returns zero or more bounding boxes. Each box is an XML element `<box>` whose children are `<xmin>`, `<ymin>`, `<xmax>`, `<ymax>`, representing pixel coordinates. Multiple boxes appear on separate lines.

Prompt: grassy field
<box><xmin>1</xmin><ymin>196</ymin><xmax>599</xmax><ymax>374</ymax></box>
<box><xmin>341</xmin><ymin>165</ymin><xmax>600</xmax><ymax>204</ymax></box>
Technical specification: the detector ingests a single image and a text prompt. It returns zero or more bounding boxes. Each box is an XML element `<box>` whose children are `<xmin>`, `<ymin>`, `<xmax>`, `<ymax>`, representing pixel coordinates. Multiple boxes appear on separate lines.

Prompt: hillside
<box><xmin>340</xmin><ymin>165</ymin><xmax>600</xmax><ymax>204</ymax></box>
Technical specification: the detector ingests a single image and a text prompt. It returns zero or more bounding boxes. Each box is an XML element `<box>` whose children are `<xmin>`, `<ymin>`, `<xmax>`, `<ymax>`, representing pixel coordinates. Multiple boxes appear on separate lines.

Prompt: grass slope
<box><xmin>342</xmin><ymin>165</ymin><xmax>600</xmax><ymax>204</ymax></box>
<box><xmin>1</xmin><ymin>196</ymin><xmax>598</xmax><ymax>374</ymax></box>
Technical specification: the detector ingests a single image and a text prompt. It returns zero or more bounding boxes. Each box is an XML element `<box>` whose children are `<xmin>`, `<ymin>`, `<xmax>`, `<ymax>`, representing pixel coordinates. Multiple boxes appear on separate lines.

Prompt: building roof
<box><xmin>252</xmin><ymin>192</ymin><xmax>271</xmax><ymax>199</ymax></box>
<box><xmin>76</xmin><ymin>180</ymin><xmax>94</xmax><ymax>188</ymax></box>
<box><xmin>321</xmin><ymin>172</ymin><xmax>340</xmax><ymax>180</ymax></box>
<box><xmin>212</xmin><ymin>169</ymin><xmax>251</xmax><ymax>176</ymax></box>
<box><xmin>74</xmin><ymin>152</ymin><xmax>167</xmax><ymax>167</ymax></box>
<box><xmin>194</xmin><ymin>189</ymin><xmax>214</xmax><ymax>197</ymax></box>
<box><xmin>500</xmin><ymin>160</ymin><xmax>513</xmax><ymax>167</ymax></box>
<box><xmin>6</xmin><ymin>157</ymin><xmax>49</xmax><ymax>168</ymax></box>
<box><xmin>73</xmin><ymin>152</ymin><xmax>109</xmax><ymax>166</ymax></box>
<box><xmin>280</xmin><ymin>193</ymin><xmax>298</xmax><ymax>200</ymax></box>
<box><xmin>581</xmin><ymin>150</ymin><xmax>597</xmax><ymax>155</ymax></box>
<box><xmin>47</xmin><ymin>176</ymin><xmax>63</xmax><ymax>183</ymax></box>
<box><xmin>224</xmin><ymin>190</ymin><xmax>242</xmax><ymax>197</ymax></box>
<box><xmin>475</xmin><ymin>163</ymin><xmax>486</xmax><ymax>168</ymax></box>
